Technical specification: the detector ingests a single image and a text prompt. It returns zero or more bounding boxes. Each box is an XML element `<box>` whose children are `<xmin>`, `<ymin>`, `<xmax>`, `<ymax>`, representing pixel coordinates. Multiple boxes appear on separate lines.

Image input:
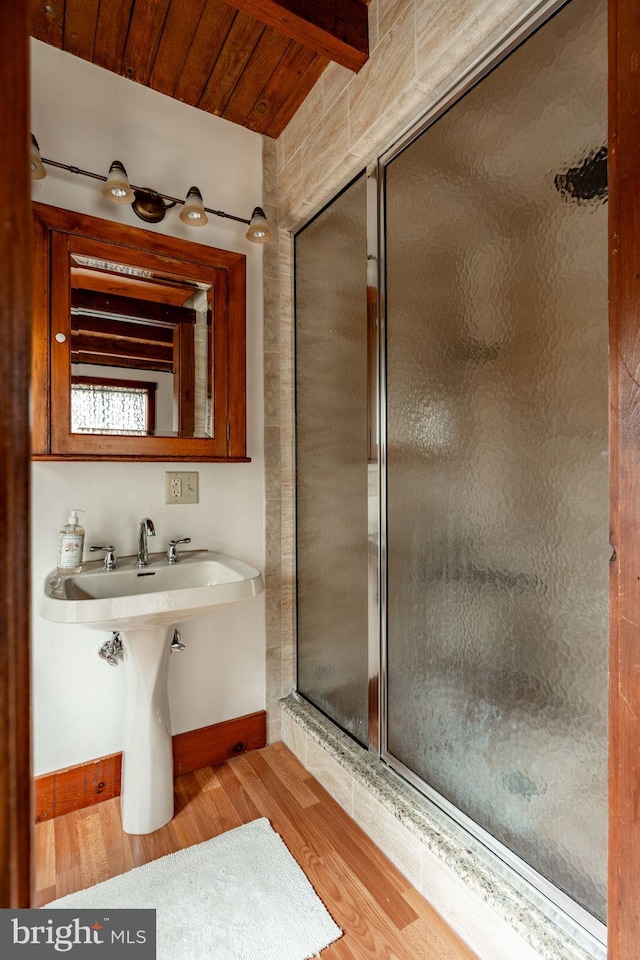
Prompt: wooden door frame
<box><xmin>1</xmin><ymin>3</ymin><xmax>639</xmax><ymax>956</ymax></box>
<box><xmin>0</xmin><ymin>0</ymin><xmax>32</xmax><ymax>908</ymax></box>
<box><xmin>608</xmin><ymin>0</ymin><xmax>640</xmax><ymax>957</ymax></box>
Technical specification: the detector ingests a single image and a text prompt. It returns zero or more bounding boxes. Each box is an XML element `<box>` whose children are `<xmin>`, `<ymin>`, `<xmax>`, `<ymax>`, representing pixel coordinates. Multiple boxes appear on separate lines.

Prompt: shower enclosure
<box><xmin>295</xmin><ymin>0</ymin><xmax>607</xmax><ymax>944</ymax></box>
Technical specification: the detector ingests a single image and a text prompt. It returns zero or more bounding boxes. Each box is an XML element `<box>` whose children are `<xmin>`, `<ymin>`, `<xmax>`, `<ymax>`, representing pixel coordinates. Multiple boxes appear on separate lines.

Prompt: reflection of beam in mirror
<box><xmin>68</xmin><ymin>255</ymin><xmax>212</xmax><ymax>439</ymax></box>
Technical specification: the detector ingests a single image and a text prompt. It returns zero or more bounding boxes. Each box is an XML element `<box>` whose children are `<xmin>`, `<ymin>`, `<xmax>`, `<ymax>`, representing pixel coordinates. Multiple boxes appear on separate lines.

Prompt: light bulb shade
<box><xmin>246</xmin><ymin>206</ymin><xmax>272</xmax><ymax>244</ymax></box>
<box><xmin>179</xmin><ymin>186</ymin><xmax>208</xmax><ymax>226</ymax></box>
<box><xmin>30</xmin><ymin>134</ymin><xmax>46</xmax><ymax>180</ymax></box>
<box><xmin>102</xmin><ymin>161</ymin><xmax>135</xmax><ymax>203</ymax></box>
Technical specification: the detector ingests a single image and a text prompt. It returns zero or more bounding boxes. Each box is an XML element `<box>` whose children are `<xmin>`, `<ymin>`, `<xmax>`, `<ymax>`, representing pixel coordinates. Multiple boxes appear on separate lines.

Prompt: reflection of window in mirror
<box><xmin>71</xmin><ymin>377</ymin><xmax>157</xmax><ymax>435</ymax></box>
<box><xmin>69</xmin><ymin>255</ymin><xmax>211</xmax><ymax>439</ymax></box>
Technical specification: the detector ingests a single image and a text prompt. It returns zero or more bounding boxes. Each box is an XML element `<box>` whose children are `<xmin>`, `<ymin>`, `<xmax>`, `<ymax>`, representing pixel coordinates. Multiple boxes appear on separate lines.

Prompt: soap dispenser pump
<box><xmin>57</xmin><ymin>509</ymin><xmax>86</xmax><ymax>573</ymax></box>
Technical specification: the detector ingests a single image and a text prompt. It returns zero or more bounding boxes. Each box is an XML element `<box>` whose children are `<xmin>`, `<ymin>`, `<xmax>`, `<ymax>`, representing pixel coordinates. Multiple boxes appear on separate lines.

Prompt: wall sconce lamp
<box><xmin>102</xmin><ymin>160</ymin><xmax>135</xmax><ymax>203</ymax></box>
<box><xmin>246</xmin><ymin>207</ymin><xmax>272</xmax><ymax>243</ymax></box>
<box><xmin>30</xmin><ymin>135</ymin><xmax>272</xmax><ymax>244</ymax></box>
<box><xmin>179</xmin><ymin>186</ymin><xmax>208</xmax><ymax>227</ymax></box>
<box><xmin>30</xmin><ymin>134</ymin><xmax>46</xmax><ymax>180</ymax></box>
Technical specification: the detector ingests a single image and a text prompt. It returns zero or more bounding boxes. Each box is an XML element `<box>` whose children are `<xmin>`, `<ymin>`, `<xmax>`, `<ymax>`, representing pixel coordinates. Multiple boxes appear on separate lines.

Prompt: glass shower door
<box><xmin>383</xmin><ymin>0</ymin><xmax>608</xmax><ymax>924</ymax></box>
<box><xmin>295</xmin><ymin>174</ymin><xmax>370</xmax><ymax>745</ymax></box>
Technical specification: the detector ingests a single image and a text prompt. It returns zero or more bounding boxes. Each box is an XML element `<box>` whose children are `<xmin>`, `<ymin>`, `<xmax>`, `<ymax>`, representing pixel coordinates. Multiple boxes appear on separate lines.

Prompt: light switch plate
<box><xmin>165</xmin><ymin>471</ymin><xmax>199</xmax><ymax>504</ymax></box>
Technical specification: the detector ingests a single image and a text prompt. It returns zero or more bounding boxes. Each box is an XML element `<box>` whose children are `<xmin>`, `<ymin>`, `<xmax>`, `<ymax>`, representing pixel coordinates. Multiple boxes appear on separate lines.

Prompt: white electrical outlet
<box><xmin>166</xmin><ymin>471</ymin><xmax>199</xmax><ymax>504</ymax></box>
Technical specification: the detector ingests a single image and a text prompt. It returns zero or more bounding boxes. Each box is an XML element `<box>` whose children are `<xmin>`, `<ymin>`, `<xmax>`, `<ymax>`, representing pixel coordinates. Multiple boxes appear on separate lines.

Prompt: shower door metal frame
<box><xmin>366</xmin><ymin>160</ymin><xmax>382</xmax><ymax>755</ymax></box>
<box><xmin>373</xmin><ymin>0</ymin><xmax>608</xmax><ymax>948</ymax></box>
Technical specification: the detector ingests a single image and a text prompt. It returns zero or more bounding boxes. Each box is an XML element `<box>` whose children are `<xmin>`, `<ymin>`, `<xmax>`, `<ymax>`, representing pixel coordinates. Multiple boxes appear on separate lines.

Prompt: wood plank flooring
<box><xmin>34</xmin><ymin>742</ymin><xmax>478</xmax><ymax>960</ymax></box>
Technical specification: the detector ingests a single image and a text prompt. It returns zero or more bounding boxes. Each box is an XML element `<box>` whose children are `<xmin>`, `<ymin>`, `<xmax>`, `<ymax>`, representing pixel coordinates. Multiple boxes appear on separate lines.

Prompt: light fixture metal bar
<box><xmin>40</xmin><ymin>157</ymin><xmax>251</xmax><ymax>225</ymax></box>
<box><xmin>42</xmin><ymin>157</ymin><xmax>108</xmax><ymax>183</ymax></box>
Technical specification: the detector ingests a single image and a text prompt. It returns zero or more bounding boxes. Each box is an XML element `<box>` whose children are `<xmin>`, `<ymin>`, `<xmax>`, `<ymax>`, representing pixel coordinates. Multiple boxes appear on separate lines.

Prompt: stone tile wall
<box><xmin>261</xmin><ymin>136</ymin><xmax>295</xmax><ymax>744</ymax></box>
<box><xmin>275</xmin><ymin>0</ymin><xmax>552</xmax><ymax>229</ymax></box>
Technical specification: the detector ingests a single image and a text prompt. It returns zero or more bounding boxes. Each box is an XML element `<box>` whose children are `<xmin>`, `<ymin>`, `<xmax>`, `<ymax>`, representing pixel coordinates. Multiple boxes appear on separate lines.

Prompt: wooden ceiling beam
<box><xmin>223</xmin><ymin>0</ymin><xmax>368</xmax><ymax>72</ymax></box>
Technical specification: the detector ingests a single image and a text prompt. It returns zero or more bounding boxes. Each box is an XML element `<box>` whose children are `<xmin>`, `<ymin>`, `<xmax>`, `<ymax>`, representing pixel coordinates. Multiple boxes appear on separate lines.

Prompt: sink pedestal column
<box><xmin>120</xmin><ymin>625</ymin><xmax>174</xmax><ymax>835</ymax></box>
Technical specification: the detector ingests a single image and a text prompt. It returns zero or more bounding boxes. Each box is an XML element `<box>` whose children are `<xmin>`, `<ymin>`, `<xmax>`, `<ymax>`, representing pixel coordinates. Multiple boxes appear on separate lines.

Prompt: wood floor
<box><xmin>34</xmin><ymin>742</ymin><xmax>478</xmax><ymax>959</ymax></box>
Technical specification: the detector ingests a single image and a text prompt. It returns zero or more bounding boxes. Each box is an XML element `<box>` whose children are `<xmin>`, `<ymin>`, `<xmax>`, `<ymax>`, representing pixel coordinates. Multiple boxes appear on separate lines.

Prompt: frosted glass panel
<box><xmin>385</xmin><ymin>0</ymin><xmax>607</xmax><ymax>920</ymax></box>
<box><xmin>295</xmin><ymin>175</ymin><xmax>369</xmax><ymax>744</ymax></box>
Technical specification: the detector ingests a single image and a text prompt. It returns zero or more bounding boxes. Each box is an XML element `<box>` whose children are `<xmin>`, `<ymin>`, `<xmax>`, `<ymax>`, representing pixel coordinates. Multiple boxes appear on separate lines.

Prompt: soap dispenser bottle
<box><xmin>57</xmin><ymin>509</ymin><xmax>85</xmax><ymax>573</ymax></box>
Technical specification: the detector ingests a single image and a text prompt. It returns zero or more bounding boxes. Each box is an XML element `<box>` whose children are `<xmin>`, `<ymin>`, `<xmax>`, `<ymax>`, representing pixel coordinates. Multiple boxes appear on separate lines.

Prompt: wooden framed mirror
<box><xmin>32</xmin><ymin>203</ymin><xmax>248</xmax><ymax>461</ymax></box>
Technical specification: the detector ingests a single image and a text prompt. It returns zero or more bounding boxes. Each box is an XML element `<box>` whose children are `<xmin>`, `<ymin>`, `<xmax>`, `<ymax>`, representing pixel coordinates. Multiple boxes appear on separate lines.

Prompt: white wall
<box><xmin>30</xmin><ymin>40</ymin><xmax>266</xmax><ymax>776</ymax></box>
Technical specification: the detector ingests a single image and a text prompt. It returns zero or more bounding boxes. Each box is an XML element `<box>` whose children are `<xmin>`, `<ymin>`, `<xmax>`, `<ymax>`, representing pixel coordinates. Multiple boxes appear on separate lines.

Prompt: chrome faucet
<box><xmin>136</xmin><ymin>517</ymin><xmax>156</xmax><ymax>567</ymax></box>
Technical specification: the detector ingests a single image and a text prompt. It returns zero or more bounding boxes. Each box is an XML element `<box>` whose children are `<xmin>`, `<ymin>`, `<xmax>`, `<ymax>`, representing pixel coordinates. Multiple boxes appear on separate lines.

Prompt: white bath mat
<box><xmin>46</xmin><ymin>817</ymin><xmax>342</xmax><ymax>960</ymax></box>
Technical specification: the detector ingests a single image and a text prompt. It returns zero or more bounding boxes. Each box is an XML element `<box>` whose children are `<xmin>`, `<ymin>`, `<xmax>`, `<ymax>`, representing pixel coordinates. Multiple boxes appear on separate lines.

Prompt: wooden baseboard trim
<box><xmin>172</xmin><ymin>711</ymin><xmax>267</xmax><ymax>776</ymax></box>
<box><xmin>34</xmin><ymin>710</ymin><xmax>267</xmax><ymax>823</ymax></box>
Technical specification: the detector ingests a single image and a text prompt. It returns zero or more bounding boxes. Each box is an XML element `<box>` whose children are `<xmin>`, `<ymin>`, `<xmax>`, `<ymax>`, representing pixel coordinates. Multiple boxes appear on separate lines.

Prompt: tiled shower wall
<box><xmin>263</xmin><ymin>0</ymin><xmax>559</xmax><ymax>738</ymax></box>
<box><xmin>261</xmin><ymin>136</ymin><xmax>294</xmax><ymax>745</ymax></box>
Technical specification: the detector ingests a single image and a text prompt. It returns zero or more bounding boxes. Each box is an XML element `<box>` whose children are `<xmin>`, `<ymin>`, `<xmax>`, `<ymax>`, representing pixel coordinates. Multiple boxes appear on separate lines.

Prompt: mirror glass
<box><xmin>69</xmin><ymin>254</ymin><xmax>212</xmax><ymax>439</ymax></box>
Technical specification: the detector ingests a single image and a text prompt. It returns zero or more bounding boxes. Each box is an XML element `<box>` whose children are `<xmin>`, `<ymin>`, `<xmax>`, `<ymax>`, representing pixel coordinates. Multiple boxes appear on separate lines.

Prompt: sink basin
<box><xmin>40</xmin><ymin>548</ymin><xmax>264</xmax><ymax>836</ymax></box>
<box><xmin>41</xmin><ymin>550</ymin><xmax>264</xmax><ymax>630</ymax></box>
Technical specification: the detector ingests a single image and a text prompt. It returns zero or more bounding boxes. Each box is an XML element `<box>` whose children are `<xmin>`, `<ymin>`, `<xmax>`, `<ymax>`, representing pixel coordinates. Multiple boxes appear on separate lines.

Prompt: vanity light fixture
<box><xmin>30</xmin><ymin>135</ymin><xmax>271</xmax><ymax>243</ymax></box>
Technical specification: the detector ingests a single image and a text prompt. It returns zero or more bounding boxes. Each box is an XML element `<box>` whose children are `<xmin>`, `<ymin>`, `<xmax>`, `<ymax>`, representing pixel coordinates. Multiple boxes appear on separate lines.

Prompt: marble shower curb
<box><xmin>281</xmin><ymin>692</ymin><xmax>605</xmax><ymax>960</ymax></box>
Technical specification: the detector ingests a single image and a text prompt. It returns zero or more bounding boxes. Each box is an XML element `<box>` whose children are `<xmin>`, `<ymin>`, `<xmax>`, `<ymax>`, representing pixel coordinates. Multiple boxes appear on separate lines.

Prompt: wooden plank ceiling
<box><xmin>30</xmin><ymin>0</ymin><xmax>369</xmax><ymax>139</ymax></box>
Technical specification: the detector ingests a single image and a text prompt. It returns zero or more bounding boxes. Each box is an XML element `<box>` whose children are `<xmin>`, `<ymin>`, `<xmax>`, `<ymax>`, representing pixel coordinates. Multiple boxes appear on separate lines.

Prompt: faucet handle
<box><xmin>167</xmin><ymin>538</ymin><xmax>191</xmax><ymax>564</ymax></box>
<box><xmin>90</xmin><ymin>545</ymin><xmax>118</xmax><ymax>570</ymax></box>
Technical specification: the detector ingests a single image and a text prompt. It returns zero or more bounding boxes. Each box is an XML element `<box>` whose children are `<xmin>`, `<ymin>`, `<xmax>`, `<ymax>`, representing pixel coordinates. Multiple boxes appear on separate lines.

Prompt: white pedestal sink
<box><xmin>120</xmin><ymin>625</ymin><xmax>174</xmax><ymax>834</ymax></box>
<box><xmin>41</xmin><ymin>551</ymin><xmax>264</xmax><ymax>834</ymax></box>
